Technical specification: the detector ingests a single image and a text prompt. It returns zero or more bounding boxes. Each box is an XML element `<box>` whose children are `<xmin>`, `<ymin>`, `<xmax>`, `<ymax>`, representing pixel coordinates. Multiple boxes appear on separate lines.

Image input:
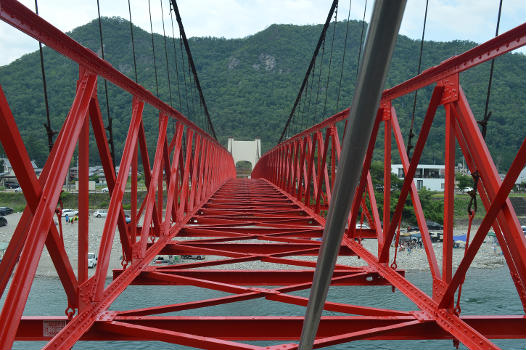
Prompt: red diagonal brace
<box><xmin>0</xmin><ymin>71</ymin><xmax>97</xmax><ymax>349</ymax></box>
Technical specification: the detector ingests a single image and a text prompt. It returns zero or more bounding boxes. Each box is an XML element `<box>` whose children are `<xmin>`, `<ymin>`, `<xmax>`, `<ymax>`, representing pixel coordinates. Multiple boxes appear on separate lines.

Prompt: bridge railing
<box><xmin>253</xmin><ymin>22</ymin><xmax>526</xmax><ymax>331</ymax></box>
<box><xmin>0</xmin><ymin>1</ymin><xmax>235</xmax><ymax>348</ymax></box>
<box><xmin>252</xmin><ymin>108</ymin><xmax>382</xmax><ymax>241</ymax></box>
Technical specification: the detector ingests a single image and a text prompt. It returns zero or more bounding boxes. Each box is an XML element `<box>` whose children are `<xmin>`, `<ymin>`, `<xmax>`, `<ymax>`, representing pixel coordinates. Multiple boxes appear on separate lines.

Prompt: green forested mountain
<box><xmin>0</xmin><ymin>17</ymin><xmax>524</xmax><ymax>170</ymax></box>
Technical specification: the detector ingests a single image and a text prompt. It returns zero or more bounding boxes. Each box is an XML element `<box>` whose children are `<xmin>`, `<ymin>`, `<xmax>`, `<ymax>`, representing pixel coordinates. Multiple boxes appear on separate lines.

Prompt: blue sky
<box><xmin>0</xmin><ymin>0</ymin><xmax>524</xmax><ymax>66</ymax></box>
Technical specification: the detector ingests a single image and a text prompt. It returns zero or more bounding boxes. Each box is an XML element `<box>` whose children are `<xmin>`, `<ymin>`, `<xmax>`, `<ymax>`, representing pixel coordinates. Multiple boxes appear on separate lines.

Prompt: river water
<box><xmin>6</xmin><ymin>267</ymin><xmax>525</xmax><ymax>349</ymax></box>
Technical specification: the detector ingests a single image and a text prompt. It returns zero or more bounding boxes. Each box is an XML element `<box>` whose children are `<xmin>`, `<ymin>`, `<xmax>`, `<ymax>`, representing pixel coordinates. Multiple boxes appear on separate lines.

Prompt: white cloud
<box><xmin>0</xmin><ymin>0</ymin><xmax>524</xmax><ymax>66</ymax></box>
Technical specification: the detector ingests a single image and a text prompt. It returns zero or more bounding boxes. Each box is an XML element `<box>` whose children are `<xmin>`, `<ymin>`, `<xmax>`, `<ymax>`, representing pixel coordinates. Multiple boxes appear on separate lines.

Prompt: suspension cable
<box><xmin>304</xmin><ymin>60</ymin><xmax>316</xmax><ymax>130</ymax></box>
<box><xmin>159</xmin><ymin>0</ymin><xmax>174</xmax><ymax>107</ymax></box>
<box><xmin>355</xmin><ymin>0</ymin><xmax>367</xmax><ymax>79</ymax></box>
<box><xmin>168</xmin><ymin>6</ymin><xmax>183</xmax><ymax>111</ymax></box>
<box><xmin>170</xmin><ymin>0</ymin><xmax>217</xmax><ymax>139</ymax></box>
<box><xmin>192</xmin><ymin>75</ymin><xmax>201</xmax><ymax>128</ymax></box>
<box><xmin>313</xmin><ymin>39</ymin><xmax>326</xmax><ymax>123</ymax></box>
<box><xmin>178</xmin><ymin>33</ymin><xmax>191</xmax><ymax>118</ymax></box>
<box><xmin>322</xmin><ymin>3</ymin><xmax>338</xmax><ymax>118</ymax></box>
<box><xmin>457</xmin><ymin>0</ymin><xmax>503</xmax><ymax>319</ymax></box>
<box><xmin>127</xmin><ymin>0</ymin><xmax>138</xmax><ymax>83</ymax></box>
<box><xmin>299</xmin><ymin>75</ymin><xmax>309</xmax><ymax>132</ymax></box>
<box><xmin>277</xmin><ymin>0</ymin><xmax>339</xmax><ymax>144</ymax></box>
<box><xmin>336</xmin><ymin>0</ymin><xmax>352</xmax><ymax>111</ymax></box>
<box><xmin>479</xmin><ymin>0</ymin><xmax>503</xmax><ymax>139</ymax></box>
<box><xmin>96</xmin><ymin>0</ymin><xmax>116</xmax><ymax>166</ymax></box>
<box><xmin>198</xmin><ymin>96</ymin><xmax>207</xmax><ymax>133</ymax></box>
<box><xmin>181</xmin><ymin>49</ymin><xmax>194</xmax><ymax>119</ymax></box>
<box><xmin>188</xmin><ymin>62</ymin><xmax>197</xmax><ymax>121</ymax></box>
<box><xmin>301</xmin><ymin>73</ymin><xmax>312</xmax><ymax>132</ymax></box>
<box><xmin>406</xmin><ymin>0</ymin><xmax>428</xmax><ymax>158</ymax></box>
<box><xmin>291</xmin><ymin>109</ymin><xmax>297</xmax><ymax>137</ymax></box>
<box><xmin>148</xmin><ymin>0</ymin><xmax>160</xmax><ymax>97</ymax></box>
<box><xmin>297</xmin><ymin>97</ymin><xmax>303</xmax><ymax>135</ymax></box>
<box><xmin>34</xmin><ymin>0</ymin><xmax>55</xmax><ymax>153</ymax></box>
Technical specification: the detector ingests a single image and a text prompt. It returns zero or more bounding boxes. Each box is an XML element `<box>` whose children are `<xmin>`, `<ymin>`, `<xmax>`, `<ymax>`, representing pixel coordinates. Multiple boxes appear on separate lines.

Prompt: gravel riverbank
<box><xmin>0</xmin><ymin>212</ymin><xmax>508</xmax><ymax>277</ymax></box>
<box><xmin>0</xmin><ymin>212</ymin><xmax>124</xmax><ymax>277</ymax></box>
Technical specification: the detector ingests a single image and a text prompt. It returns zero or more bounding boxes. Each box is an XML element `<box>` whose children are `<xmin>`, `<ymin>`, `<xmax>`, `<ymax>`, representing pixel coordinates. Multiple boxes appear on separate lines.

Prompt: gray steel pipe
<box><xmin>297</xmin><ymin>1</ymin><xmax>406</xmax><ymax>349</ymax></box>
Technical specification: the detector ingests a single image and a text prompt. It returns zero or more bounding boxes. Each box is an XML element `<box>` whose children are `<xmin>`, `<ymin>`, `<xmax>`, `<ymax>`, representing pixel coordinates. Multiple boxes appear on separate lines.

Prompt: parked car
<box><xmin>101</xmin><ymin>187</ymin><xmax>109</xmax><ymax>193</ymax></box>
<box><xmin>153</xmin><ymin>255</ymin><xmax>175</xmax><ymax>264</ymax></box>
<box><xmin>355</xmin><ymin>223</ymin><xmax>370</xmax><ymax>230</ymax></box>
<box><xmin>0</xmin><ymin>207</ymin><xmax>13</xmax><ymax>216</ymax></box>
<box><xmin>93</xmin><ymin>209</ymin><xmax>107</xmax><ymax>218</ymax></box>
<box><xmin>61</xmin><ymin>209</ymin><xmax>79</xmax><ymax>217</ymax></box>
<box><xmin>407</xmin><ymin>223</ymin><xmax>443</xmax><ymax>242</ymax></box>
<box><xmin>88</xmin><ymin>252</ymin><xmax>97</xmax><ymax>268</ymax></box>
<box><xmin>181</xmin><ymin>255</ymin><xmax>205</xmax><ymax>260</ymax></box>
<box><xmin>0</xmin><ymin>216</ymin><xmax>7</xmax><ymax>227</ymax></box>
<box><xmin>14</xmin><ymin>187</ymin><xmax>22</xmax><ymax>192</ymax></box>
<box><xmin>430</xmin><ymin>231</ymin><xmax>443</xmax><ymax>242</ymax></box>
<box><xmin>426</xmin><ymin>220</ymin><xmax>443</xmax><ymax>230</ymax></box>
<box><xmin>425</xmin><ymin>221</ymin><xmax>443</xmax><ymax>242</ymax></box>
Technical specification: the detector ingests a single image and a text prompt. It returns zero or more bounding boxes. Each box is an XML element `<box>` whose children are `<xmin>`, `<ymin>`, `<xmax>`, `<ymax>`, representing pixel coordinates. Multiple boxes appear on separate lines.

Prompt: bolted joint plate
<box><xmin>438</xmin><ymin>73</ymin><xmax>459</xmax><ymax>104</ymax></box>
<box><xmin>380</xmin><ymin>100</ymin><xmax>392</xmax><ymax>121</ymax></box>
<box><xmin>96</xmin><ymin>311</ymin><xmax>117</xmax><ymax>322</ymax></box>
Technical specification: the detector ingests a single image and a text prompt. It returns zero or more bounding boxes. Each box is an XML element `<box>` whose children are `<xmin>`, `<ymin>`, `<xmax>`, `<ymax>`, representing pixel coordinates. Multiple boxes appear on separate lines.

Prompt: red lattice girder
<box><xmin>0</xmin><ymin>1</ymin><xmax>524</xmax><ymax>349</ymax></box>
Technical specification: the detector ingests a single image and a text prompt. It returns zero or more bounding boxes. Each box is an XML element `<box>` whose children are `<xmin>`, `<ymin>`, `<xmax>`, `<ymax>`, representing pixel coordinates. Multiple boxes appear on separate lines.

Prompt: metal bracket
<box><xmin>432</xmin><ymin>278</ymin><xmax>449</xmax><ymax>301</ymax></box>
<box><xmin>96</xmin><ymin>311</ymin><xmax>116</xmax><ymax>322</ymax></box>
<box><xmin>381</xmin><ymin>100</ymin><xmax>392</xmax><ymax>121</ymax></box>
<box><xmin>438</xmin><ymin>73</ymin><xmax>459</xmax><ymax>104</ymax></box>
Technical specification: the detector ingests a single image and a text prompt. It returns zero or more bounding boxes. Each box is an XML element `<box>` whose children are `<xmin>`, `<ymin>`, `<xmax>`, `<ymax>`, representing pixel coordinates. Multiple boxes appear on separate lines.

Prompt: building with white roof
<box><xmin>391</xmin><ymin>164</ymin><xmax>445</xmax><ymax>192</ymax></box>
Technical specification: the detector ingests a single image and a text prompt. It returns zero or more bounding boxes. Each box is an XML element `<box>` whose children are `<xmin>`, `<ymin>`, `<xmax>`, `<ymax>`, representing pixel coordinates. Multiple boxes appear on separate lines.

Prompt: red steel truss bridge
<box><xmin>0</xmin><ymin>0</ymin><xmax>525</xmax><ymax>349</ymax></box>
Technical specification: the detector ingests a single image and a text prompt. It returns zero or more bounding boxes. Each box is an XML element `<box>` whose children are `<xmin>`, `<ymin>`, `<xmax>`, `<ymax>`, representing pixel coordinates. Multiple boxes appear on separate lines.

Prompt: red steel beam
<box><xmin>0</xmin><ymin>0</ymin><xmax>216</xmax><ymax>142</ymax></box>
<box><xmin>92</xmin><ymin>98</ymin><xmax>145</xmax><ymax>299</ymax></box>
<box><xmin>0</xmin><ymin>0</ymin><xmax>524</xmax><ymax>347</ymax></box>
<box><xmin>0</xmin><ymin>2</ymin><xmax>235</xmax><ymax>349</ymax></box>
<box><xmin>78</xmin><ymin>107</ymin><xmax>90</xmax><ymax>285</ymax></box>
<box><xmin>381</xmin><ymin>23</ymin><xmax>526</xmax><ymax>100</ymax></box>
<box><xmin>453</xmin><ymin>117</ymin><xmax>526</xmax><ymax>310</ymax></box>
<box><xmin>135</xmin><ymin>113</ymin><xmax>168</xmax><ymax>259</ymax></box>
<box><xmin>390</xmin><ymin>108</ymin><xmax>440</xmax><ymax>279</ymax></box>
<box><xmin>253</xmin><ymin>22</ymin><xmax>525</xmax><ymax>350</ymax></box>
<box><xmin>156</xmin><ymin>242</ymin><xmax>355</xmax><ymax>256</ymax></box>
<box><xmin>39</xmin><ymin>182</ymin><xmax>231</xmax><ymax>349</ymax></box>
<box><xmin>454</xmin><ymin>89</ymin><xmax>526</xmax><ymax>283</ymax></box>
<box><xmin>346</xmin><ymin>239</ymin><xmax>502</xmax><ymax>349</ymax></box>
<box><xmin>0</xmin><ymin>87</ymin><xmax>78</xmax><ymax>305</ymax></box>
<box><xmin>115</xmin><ymin>269</ymin><xmax>401</xmax><ymax>286</ymax></box>
<box><xmin>0</xmin><ymin>72</ymin><xmax>97</xmax><ymax>348</ymax></box>
<box><xmin>99</xmin><ymin>320</ymin><xmax>262</xmax><ymax>350</ymax></box>
<box><xmin>442</xmin><ymin>103</ymin><xmax>455</xmax><ymax>283</ymax></box>
<box><xmin>378</xmin><ymin>86</ymin><xmax>443</xmax><ymax>262</ymax></box>
<box><xmin>14</xmin><ymin>315</ymin><xmax>526</xmax><ymax>341</ymax></box>
<box><xmin>88</xmin><ymin>96</ymin><xmax>133</xmax><ymax>260</ymax></box>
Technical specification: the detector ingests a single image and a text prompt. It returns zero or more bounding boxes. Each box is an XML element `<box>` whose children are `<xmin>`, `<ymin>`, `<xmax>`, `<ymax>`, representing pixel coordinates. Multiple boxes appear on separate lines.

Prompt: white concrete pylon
<box><xmin>227</xmin><ymin>138</ymin><xmax>261</xmax><ymax>170</ymax></box>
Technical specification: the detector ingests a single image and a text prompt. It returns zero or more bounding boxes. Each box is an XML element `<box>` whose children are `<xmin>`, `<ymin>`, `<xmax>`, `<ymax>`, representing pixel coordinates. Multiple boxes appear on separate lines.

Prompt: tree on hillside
<box><xmin>0</xmin><ymin>17</ymin><xmax>524</xmax><ymax>170</ymax></box>
<box><xmin>456</xmin><ymin>173</ymin><xmax>472</xmax><ymax>192</ymax></box>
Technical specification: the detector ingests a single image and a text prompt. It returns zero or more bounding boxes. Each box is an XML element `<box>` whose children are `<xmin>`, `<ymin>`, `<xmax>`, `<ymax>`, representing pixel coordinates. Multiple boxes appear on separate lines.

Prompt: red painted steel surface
<box><xmin>252</xmin><ymin>27</ymin><xmax>526</xmax><ymax>350</ymax></box>
<box><xmin>0</xmin><ymin>0</ymin><xmax>524</xmax><ymax>348</ymax></box>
